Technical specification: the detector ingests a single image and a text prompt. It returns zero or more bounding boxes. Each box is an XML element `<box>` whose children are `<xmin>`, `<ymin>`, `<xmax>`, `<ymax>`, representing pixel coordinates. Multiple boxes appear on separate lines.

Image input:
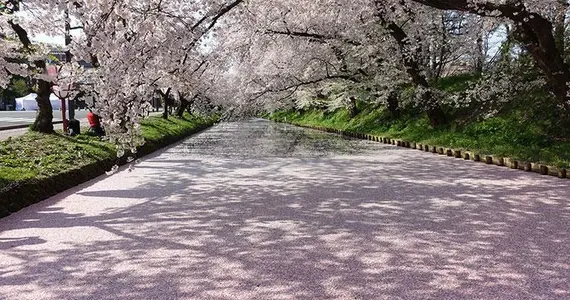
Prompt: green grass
<box><xmin>0</xmin><ymin>114</ymin><xmax>215</xmax><ymax>190</ymax></box>
<box><xmin>433</xmin><ymin>73</ymin><xmax>480</xmax><ymax>93</ymax></box>
<box><xmin>270</xmin><ymin>106</ymin><xmax>570</xmax><ymax>168</ymax></box>
<box><xmin>141</xmin><ymin>114</ymin><xmax>215</xmax><ymax>141</ymax></box>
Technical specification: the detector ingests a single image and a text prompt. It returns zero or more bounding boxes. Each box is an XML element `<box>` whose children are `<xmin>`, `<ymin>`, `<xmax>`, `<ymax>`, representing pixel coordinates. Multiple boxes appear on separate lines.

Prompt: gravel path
<box><xmin>1</xmin><ymin>119</ymin><xmax>570</xmax><ymax>299</ymax></box>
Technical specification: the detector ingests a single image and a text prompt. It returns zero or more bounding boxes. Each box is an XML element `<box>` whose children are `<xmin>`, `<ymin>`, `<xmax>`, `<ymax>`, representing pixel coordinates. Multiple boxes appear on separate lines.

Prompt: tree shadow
<box><xmin>1</xmin><ymin>120</ymin><xmax>570</xmax><ymax>299</ymax></box>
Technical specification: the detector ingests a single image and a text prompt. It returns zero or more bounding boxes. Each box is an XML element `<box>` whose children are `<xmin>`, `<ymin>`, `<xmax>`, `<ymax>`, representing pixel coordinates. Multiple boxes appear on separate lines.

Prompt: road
<box><xmin>0</xmin><ymin>110</ymin><xmax>89</xmax><ymax>129</ymax></box>
<box><xmin>1</xmin><ymin>119</ymin><xmax>570</xmax><ymax>299</ymax></box>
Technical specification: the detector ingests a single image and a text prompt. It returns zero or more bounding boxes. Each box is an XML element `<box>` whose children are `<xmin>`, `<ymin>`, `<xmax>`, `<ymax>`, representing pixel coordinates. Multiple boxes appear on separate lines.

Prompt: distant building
<box><xmin>48</xmin><ymin>50</ymin><xmax>67</xmax><ymax>64</ymax></box>
<box><xmin>47</xmin><ymin>48</ymin><xmax>93</xmax><ymax>68</ymax></box>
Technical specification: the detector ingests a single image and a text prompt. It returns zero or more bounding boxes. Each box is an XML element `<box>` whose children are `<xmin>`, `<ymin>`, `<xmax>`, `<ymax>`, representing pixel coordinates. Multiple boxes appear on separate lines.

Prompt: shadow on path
<box><xmin>1</xmin><ymin>120</ymin><xmax>569</xmax><ymax>299</ymax></box>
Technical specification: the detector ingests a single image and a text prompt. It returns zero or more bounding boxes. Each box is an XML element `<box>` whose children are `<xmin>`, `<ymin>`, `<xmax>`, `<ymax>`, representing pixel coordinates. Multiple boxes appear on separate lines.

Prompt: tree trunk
<box><xmin>31</xmin><ymin>79</ymin><xmax>54</xmax><ymax>133</ymax></box>
<box><xmin>554</xmin><ymin>0</ymin><xmax>567</xmax><ymax>56</ymax></box>
<box><xmin>176</xmin><ymin>96</ymin><xmax>190</xmax><ymax>117</ymax></box>
<box><xmin>163</xmin><ymin>98</ymin><xmax>168</xmax><ymax>119</ymax></box>
<box><xmin>8</xmin><ymin>19</ymin><xmax>54</xmax><ymax>133</ymax></box>
<box><xmin>422</xmin><ymin>89</ymin><xmax>447</xmax><ymax>127</ymax></box>
<box><xmin>158</xmin><ymin>88</ymin><xmax>172</xmax><ymax>119</ymax></box>
<box><xmin>427</xmin><ymin>107</ymin><xmax>447</xmax><ymax>127</ymax></box>
<box><xmin>348</xmin><ymin>97</ymin><xmax>358</xmax><ymax>118</ymax></box>
<box><xmin>176</xmin><ymin>99</ymin><xmax>188</xmax><ymax>118</ymax></box>
<box><xmin>500</xmin><ymin>25</ymin><xmax>513</xmax><ymax>63</ymax></box>
<box><xmin>176</xmin><ymin>94</ymin><xmax>199</xmax><ymax>117</ymax></box>
<box><xmin>475</xmin><ymin>35</ymin><xmax>484</xmax><ymax>75</ymax></box>
<box><xmin>387</xmin><ymin>90</ymin><xmax>400</xmax><ymax>117</ymax></box>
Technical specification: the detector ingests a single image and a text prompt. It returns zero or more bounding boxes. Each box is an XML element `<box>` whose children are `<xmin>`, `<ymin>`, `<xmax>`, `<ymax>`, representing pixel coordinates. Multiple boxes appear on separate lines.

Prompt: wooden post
<box><xmin>493</xmin><ymin>157</ymin><xmax>505</xmax><ymax>166</ymax></box>
<box><xmin>454</xmin><ymin>150</ymin><xmax>461</xmax><ymax>158</ymax></box>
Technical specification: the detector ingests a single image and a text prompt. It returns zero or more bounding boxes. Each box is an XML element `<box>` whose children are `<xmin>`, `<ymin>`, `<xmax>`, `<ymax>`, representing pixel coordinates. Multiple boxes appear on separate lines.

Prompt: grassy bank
<box><xmin>0</xmin><ymin>114</ymin><xmax>216</xmax><ymax>217</ymax></box>
<box><xmin>269</xmin><ymin>106</ymin><xmax>570</xmax><ymax>168</ymax></box>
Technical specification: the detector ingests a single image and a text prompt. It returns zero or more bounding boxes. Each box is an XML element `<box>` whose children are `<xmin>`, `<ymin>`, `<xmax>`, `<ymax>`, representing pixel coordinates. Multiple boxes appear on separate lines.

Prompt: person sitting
<box><xmin>87</xmin><ymin>108</ymin><xmax>105</xmax><ymax>136</ymax></box>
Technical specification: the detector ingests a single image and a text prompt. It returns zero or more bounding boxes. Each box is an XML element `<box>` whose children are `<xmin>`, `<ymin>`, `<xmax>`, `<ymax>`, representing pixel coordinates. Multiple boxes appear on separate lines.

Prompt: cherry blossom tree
<box><xmin>2</xmin><ymin>0</ymin><xmax>570</xmax><ymax>147</ymax></box>
<box><xmin>409</xmin><ymin>0</ymin><xmax>570</xmax><ymax>115</ymax></box>
<box><xmin>1</xmin><ymin>0</ymin><xmax>58</xmax><ymax>132</ymax></box>
<box><xmin>207</xmin><ymin>0</ymin><xmax>486</xmax><ymax>125</ymax></box>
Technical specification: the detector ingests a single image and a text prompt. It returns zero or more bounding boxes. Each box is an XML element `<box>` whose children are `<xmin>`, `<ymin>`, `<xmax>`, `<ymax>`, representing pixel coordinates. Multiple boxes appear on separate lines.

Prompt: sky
<box><xmin>16</xmin><ymin>5</ymin><xmax>83</xmax><ymax>47</ymax></box>
<box><xmin>32</xmin><ymin>34</ymin><xmax>65</xmax><ymax>46</ymax></box>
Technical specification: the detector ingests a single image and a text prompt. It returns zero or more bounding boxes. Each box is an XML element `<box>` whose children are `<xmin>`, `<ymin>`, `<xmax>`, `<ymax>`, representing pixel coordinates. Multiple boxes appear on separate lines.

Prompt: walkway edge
<box><xmin>271</xmin><ymin>119</ymin><xmax>570</xmax><ymax>181</ymax></box>
<box><xmin>0</xmin><ymin>120</ymin><xmax>216</xmax><ymax>218</ymax></box>
<box><xmin>0</xmin><ymin>121</ymin><xmax>64</xmax><ymax>131</ymax></box>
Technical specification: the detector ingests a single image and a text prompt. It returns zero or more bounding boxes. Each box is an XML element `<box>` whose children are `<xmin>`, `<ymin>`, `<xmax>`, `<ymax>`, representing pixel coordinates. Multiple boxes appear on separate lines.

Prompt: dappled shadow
<box><xmin>1</xmin><ymin>119</ymin><xmax>570</xmax><ymax>299</ymax></box>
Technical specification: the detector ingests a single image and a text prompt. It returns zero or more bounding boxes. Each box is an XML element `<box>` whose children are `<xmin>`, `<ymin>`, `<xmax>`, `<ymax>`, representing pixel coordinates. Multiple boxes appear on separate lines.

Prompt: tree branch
<box><xmin>8</xmin><ymin>20</ymin><xmax>32</xmax><ymax>50</ymax></box>
<box><xmin>265</xmin><ymin>29</ymin><xmax>361</xmax><ymax>46</ymax></box>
